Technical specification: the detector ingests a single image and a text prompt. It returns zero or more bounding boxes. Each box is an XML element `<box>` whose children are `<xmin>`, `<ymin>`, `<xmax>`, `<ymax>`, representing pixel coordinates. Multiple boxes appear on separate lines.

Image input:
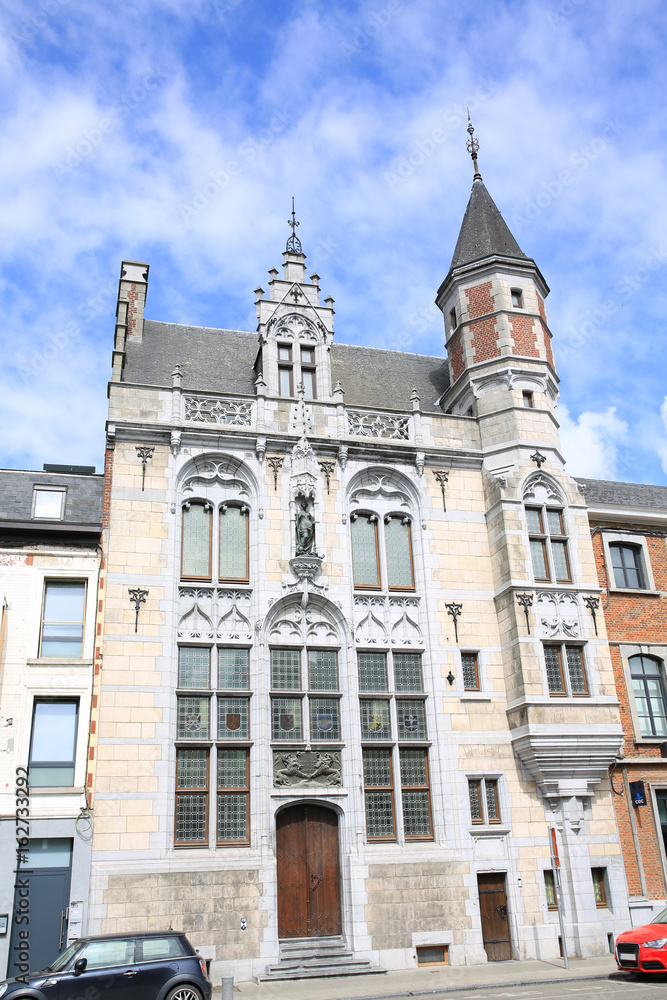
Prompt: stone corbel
<box><xmin>170</xmin><ymin>429</ymin><xmax>181</xmax><ymax>455</ymax></box>
<box><xmin>255</xmin><ymin>436</ymin><xmax>266</xmax><ymax>463</ymax></box>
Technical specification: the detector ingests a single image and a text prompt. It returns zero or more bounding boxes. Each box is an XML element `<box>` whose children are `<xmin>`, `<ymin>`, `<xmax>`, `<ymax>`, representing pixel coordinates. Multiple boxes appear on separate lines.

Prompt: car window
<box><xmin>79</xmin><ymin>939</ymin><xmax>135</xmax><ymax>968</ymax></box>
<box><xmin>49</xmin><ymin>941</ymin><xmax>80</xmax><ymax>971</ymax></box>
<box><xmin>139</xmin><ymin>937</ymin><xmax>189</xmax><ymax>961</ymax></box>
<box><xmin>653</xmin><ymin>907</ymin><xmax>667</xmax><ymax>924</ymax></box>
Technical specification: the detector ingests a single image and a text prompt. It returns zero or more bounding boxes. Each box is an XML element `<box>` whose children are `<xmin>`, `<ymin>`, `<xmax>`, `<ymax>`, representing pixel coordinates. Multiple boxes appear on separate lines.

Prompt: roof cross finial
<box><xmin>286</xmin><ymin>196</ymin><xmax>303</xmax><ymax>254</ymax></box>
<box><xmin>466</xmin><ymin>109</ymin><xmax>482</xmax><ymax>181</ymax></box>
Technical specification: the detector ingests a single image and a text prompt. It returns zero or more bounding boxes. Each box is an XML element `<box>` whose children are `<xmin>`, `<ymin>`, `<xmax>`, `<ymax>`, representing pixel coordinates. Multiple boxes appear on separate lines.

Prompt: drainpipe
<box><xmin>621</xmin><ymin>763</ymin><xmax>648</xmax><ymax>897</ymax></box>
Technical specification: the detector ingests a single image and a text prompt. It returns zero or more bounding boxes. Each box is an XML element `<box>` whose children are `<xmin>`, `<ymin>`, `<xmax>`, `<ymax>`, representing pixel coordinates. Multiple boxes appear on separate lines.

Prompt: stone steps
<box><xmin>255</xmin><ymin>936</ymin><xmax>387</xmax><ymax>982</ymax></box>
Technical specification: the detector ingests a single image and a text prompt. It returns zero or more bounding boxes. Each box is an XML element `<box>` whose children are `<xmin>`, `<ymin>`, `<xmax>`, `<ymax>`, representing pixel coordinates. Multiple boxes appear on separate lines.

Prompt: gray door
<box><xmin>7</xmin><ymin>840</ymin><xmax>72</xmax><ymax>977</ymax></box>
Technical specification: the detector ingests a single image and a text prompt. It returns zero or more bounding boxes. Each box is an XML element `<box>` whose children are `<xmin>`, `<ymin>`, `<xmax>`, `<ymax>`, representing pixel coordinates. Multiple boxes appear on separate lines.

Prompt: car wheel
<box><xmin>165</xmin><ymin>985</ymin><xmax>204</xmax><ymax>1000</ymax></box>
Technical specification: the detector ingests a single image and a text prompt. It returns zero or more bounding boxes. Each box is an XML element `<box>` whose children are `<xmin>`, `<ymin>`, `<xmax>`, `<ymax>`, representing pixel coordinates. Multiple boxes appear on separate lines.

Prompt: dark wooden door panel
<box><xmin>477</xmin><ymin>873</ymin><xmax>512</xmax><ymax>961</ymax></box>
<box><xmin>277</xmin><ymin>804</ymin><xmax>342</xmax><ymax>938</ymax></box>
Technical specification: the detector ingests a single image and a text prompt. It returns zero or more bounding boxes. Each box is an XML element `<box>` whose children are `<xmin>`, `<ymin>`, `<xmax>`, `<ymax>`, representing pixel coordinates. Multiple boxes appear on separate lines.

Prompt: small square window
<box><xmin>33</xmin><ymin>488</ymin><xmax>66</xmax><ymax>519</ymax></box>
<box><xmin>416</xmin><ymin>945</ymin><xmax>448</xmax><ymax>966</ymax></box>
<box><xmin>511</xmin><ymin>288</ymin><xmax>524</xmax><ymax>308</ymax></box>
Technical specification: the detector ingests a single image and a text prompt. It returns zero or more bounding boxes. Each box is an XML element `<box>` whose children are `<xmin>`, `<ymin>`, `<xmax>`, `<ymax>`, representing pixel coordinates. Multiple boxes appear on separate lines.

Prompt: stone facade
<box><xmin>88</xmin><ymin>169</ymin><xmax>632</xmax><ymax>981</ymax></box>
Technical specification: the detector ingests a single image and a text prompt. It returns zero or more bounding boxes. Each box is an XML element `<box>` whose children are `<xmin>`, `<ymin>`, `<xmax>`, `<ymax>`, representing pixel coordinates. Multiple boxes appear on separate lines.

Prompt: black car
<box><xmin>0</xmin><ymin>932</ymin><xmax>212</xmax><ymax>1000</ymax></box>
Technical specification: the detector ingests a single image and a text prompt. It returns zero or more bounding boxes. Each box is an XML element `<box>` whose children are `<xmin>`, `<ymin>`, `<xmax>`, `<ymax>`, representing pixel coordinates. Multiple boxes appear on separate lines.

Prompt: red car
<box><xmin>616</xmin><ymin>908</ymin><xmax>667</xmax><ymax>972</ymax></box>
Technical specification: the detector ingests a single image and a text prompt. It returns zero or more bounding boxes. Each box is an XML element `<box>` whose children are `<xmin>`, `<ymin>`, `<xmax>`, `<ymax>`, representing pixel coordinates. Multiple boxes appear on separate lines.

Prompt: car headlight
<box><xmin>644</xmin><ymin>938</ymin><xmax>667</xmax><ymax>949</ymax></box>
<box><xmin>0</xmin><ymin>983</ymin><xmax>8</xmax><ymax>999</ymax></box>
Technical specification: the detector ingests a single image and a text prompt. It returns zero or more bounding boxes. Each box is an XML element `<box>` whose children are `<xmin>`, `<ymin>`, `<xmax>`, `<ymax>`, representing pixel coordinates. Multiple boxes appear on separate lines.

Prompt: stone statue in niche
<box><xmin>295</xmin><ymin>496</ymin><xmax>316</xmax><ymax>555</ymax></box>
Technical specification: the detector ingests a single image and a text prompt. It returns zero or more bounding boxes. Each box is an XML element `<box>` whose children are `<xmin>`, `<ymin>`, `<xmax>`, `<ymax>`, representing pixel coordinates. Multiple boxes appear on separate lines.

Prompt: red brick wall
<box><xmin>471</xmin><ymin>317</ymin><xmax>500</xmax><ymax>364</ymax></box>
<box><xmin>537</xmin><ymin>292</ymin><xmax>548</xmax><ymax>325</ymax></box>
<box><xmin>591</xmin><ymin>526</ymin><xmax>667</xmax><ymax>897</ymax></box>
<box><xmin>102</xmin><ymin>447</ymin><xmax>114</xmax><ymax>529</ymax></box>
<box><xmin>509</xmin><ymin>314</ymin><xmax>539</xmax><ymax>357</ymax></box>
<box><xmin>465</xmin><ymin>281</ymin><xmax>494</xmax><ymax>319</ymax></box>
<box><xmin>448</xmin><ymin>329</ymin><xmax>465</xmax><ymax>383</ymax></box>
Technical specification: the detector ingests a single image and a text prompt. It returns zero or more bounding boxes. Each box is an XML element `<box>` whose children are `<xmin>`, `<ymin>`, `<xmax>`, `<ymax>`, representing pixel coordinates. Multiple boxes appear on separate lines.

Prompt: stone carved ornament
<box><xmin>535</xmin><ymin>592</ymin><xmax>580</xmax><ymax>638</ymax></box>
<box><xmin>273</xmin><ymin>750</ymin><xmax>342</xmax><ymax>787</ymax></box>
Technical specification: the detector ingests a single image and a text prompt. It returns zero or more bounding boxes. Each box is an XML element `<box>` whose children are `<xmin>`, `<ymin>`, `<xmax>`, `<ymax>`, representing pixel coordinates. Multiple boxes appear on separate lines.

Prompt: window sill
<box><xmin>27</xmin><ymin>658</ymin><xmax>92</xmax><ymax>667</ymax></box>
<box><xmin>470</xmin><ymin>826</ymin><xmax>510</xmax><ymax>837</ymax></box>
<box><xmin>609</xmin><ymin>587</ymin><xmax>661</xmax><ymax>597</ymax></box>
<box><xmin>460</xmin><ymin>693</ymin><xmax>493</xmax><ymax>701</ymax></box>
<box><xmin>30</xmin><ymin>786</ymin><xmax>84</xmax><ymax>795</ymax></box>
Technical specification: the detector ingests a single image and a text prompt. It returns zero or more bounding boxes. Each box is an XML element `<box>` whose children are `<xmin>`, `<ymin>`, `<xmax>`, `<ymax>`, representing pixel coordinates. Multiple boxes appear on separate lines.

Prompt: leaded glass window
<box><xmin>360</xmin><ymin>699</ymin><xmax>391</xmax><ymax>740</ymax></box>
<box><xmin>485</xmin><ymin>779</ymin><xmax>499</xmax><ymax>821</ymax></box>
<box><xmin>308</xmin><ymin>650</ymin><xmax>338</xmax><ymax>691</ymax></box>
<box><xmin>217</xmin><ymin>697</ymin><xmax>249</xmax><ymax>739</ymax></box>
<box><xmin>394</xmin><ymin>653</ymin><xmax>422</xmax><ymax>692</ymax></box>
<box><xmin>176</xmin><ymin>748</ymin><xmax>208</xmax><ymax>789</ymax></box>
<box><xmin>175</xmin><ymin>794</ymin><xmax>207</xmax><ymax>844</ymax></box>
<box><xmin>530</xmin><ymin>538</ymin><xmax>549</xmax><ymax>580</ymax></box>
<box><xmin>217</xmin><ymin>749</ymin><xmax>249</xmax><ymax>844</ymax></box>
<box><xmin>351</xmin><ymin>514</ymin><xmax>380</xmax><ymax>588</ymax></box>
<box><xmin>544</xmin><ymin>646</ymin><xmax>565</xmax><ymax>694</ymax></box>
<box><xmin>396</xmin><ymin>699</ymin><xmax>426</xmax><ymax>740</ymax></box>
<box><xmin>385</xmin><ymin>517</ymin><xmax>414</xmax><ymax>589</ymax></box>
<box><xmin>363</xmin><ymin>749</ymin><xmax>395</xmax><ymax>840</ymax></box>
<box><xmin>178</xmin><ymin>647</ymin><xmax>210</xmax><ymax>688</ymax></box>
<box><xmin>272</xmin><ymin>697</ymin><xmax>302</xmax><ymax>740</ymax></box>
<box><xmin>177</xmin><ymin>696</ymin><xmax>209</xmax><ymax>739</ymax></box>
<box><xmin>469</xmin><ymin>780</ymin><xmax>482</xmax><ymax>822</ymax></box>
<box><xmin>400</xmin><ymin>752</ymin><xmax>431</xmax><ymax>838</ymax></box>
<box><xmin>526</xmin><ymin>504</ymin><xmax>570</xmax><ymax>583</ymax></box>
<box><xmin>219</xmin><ymin>505</ymin><xmax>248</xmax><ymax>581</ymax></box>
<box><xmin>175</xmin><ymin>748</ymin><xmax>208</xmax><ymax>845</ymax></box>
<box><xmin>468</xmin><ymin>777</ymin><xmax>500</xmax><ymax>825</ymax></box>
<box><xmin>566</xmin><ymin>647</ymin><xmax>588</xmax><ymax>694</ymax></box>
<box><xmin>631</xmin><ymin>655</ymin><xmax>667</xmax><ymax>736</ymax></box>
<box><xmin>358</xmin><ymin>652</ymin><xmax>387</xmax><ymax>692</ymax></box>
<box><xmin>309</xmin><ymin>698</ymin><xmax>340</xmax><ymax>740</ymax></box>
<box><xmin>181</xmin><ymin>503</ymin><xmax>211</xmax><ymax>579</ymax></box>
<box><xmin>271</xmin><ymin>648</ymin><xmax>300</xmax><ymax>690</ymax></box>
<box><xmin>461</xmin><ymin>652</ymin><xmax>479</xmax><ymax>690</ymax></box>
<box><xmin>218</xmin><ymin>648</ymin><xmax>249</xmax><ymax>689</ymax></box>
<box><xmin>544</xmin><ymin>644</ymin><xmax>589</xmax><ymax>697</ymax></box>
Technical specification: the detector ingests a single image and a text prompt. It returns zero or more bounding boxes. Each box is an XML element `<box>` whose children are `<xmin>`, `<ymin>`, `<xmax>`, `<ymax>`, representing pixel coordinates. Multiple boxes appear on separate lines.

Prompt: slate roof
<box><xmin>450</xmin><ymin>177</ymin><xmax>528</xmax><ymax>271</ymax></box>
<box><xmin>122</xmin><ymin>320</ymin><xmax>450</xmax><ymax>413</ymax></box>
<box><xmin>576</xmin><ymin>477</ymin><xmax>667</xmax><ymax>510</ymax></box>
<box><xmin>0</xmin><ymin>470</ymin><xmax>104</xmax><ymax>525</ymax></box>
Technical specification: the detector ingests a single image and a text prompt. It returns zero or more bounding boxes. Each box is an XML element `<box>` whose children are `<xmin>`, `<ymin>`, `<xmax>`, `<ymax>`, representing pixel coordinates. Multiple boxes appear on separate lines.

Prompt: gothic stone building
<box><xmin>88</xmin><ymin>164</ymin><xmax>631</xmax><ymax>980</ymax></box>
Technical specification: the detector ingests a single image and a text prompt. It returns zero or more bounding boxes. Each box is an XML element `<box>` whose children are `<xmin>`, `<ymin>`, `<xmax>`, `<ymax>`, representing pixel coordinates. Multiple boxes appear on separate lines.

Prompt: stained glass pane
<box><xmin>402</xmin><ymin>791</ymin><xmax>431</xmax><ymax>837</ymax></box>
<box><xmin>179</xmin><ymin>647</ymin><xmax>210</xmax><ymax>688</ymax></box>
<box><xmin>217</xmin><ymin>697</ymin><xmax>249</xmax><ymax>738</ymax></box>
<box><xmin>271</xmin><ymin>649</ymin><xmax>300</xmax><ymax>690</ymax></box>
<box><xmin>308</xmin><ymin>650</ymin><xmax>338</xmax><ymax>690</ymax></box>
<box><xmin>310</xmin><ymin>698</ymin><xmax>340</xmax><ymax>740</ymax></box>
<box><xmin>365</xmin><ymin>791</ymin><xmax>394</xmax><ymax>838</ymax></box>
<box><xmin>552</xmin><ymin>541</ymin><xmax>570</xmax><ymax>581</ymax></box>
<box><xmin>218</xmin><ymin>748</ymin><xmax>247</xmax><ymax>788</ymax></box>
<box><xmin>394</xmin><ymin>653</ymin><xmax>422</xmax><ymax>692</ymax></box>
<box><xmin>218</xmin><ymin>647</ymin><xmax>249</xmax><ymax>689</ymax></box>
<box><xmin>396</xmin><ymin>699</ymin><xmax>426</xmax><ymax>740</ymax></box>
<box><xmin>385</xmin><ymin>518</ymin><xmax>413</xmax><ymax>588</ymax></box>
<box><xmin>544</xmin><ymin>647</ymin><xmax>564</xmax><ymax>693</ymax></box>
<box><xmin>177</xmin><ymin>697</ymin><xmax>209</xmax><ymax>739</ymax></box>
<box><xmin>272</xmin><ymin>698</ymin><xmax>302</xmax><ymax>740</ymax></box>
<box><xmin>217</xmin><ymin>794</ymin><xmax>247</xmax><ymax>841</ymax></box>
<box><xmin>352</xmin><ymin>516</ymin><xmax>379</xmax><ymax>587</ymax></box>
<box><xmin>546</xmin><ymin>510</ymin><xmax>563</xmax><ymax>534</ymax></box>
<box><xmin>525</xmin><ymin>508</ymin><xmax>542</xmax><ymax>533</ymax></box>
<box><xmin>469</xmin><ymin>780</ymin><xmax>481</xmax><ymax>821</ymax></box>
<box><xmin>219</xmin><ymin>506</ymin><xmax>248</xmax><ymax>580</ymax></box>
<box><xmin>530</xmin><ymin>539</ymin><xmax>549</xmax><ymax>579</ymax></box>
<box><xmin>363</xmin><ymin>749</ymin><xmax>392</xmax><ymax>786</ymax></box>
<box><xmin>358</xmin><ymin>652</ymin><xmax>387</xmax><ymax>692</ymax></box>
<box><xmin>565</xmin><ymin>647</ymin><xmax>587</xmax><ymax>694</ymax></box>
<box><xmin>182</xmin><ymin>504</ymin><xmax>210</xmax><ymax>577</ymax></box>
<box><xmin>177</xmin><ymin>748</ymin><xmax>207</xmax><ymax>788</ymax></box>
<box><xmin>360</xmin><ymin>699</ymin><xmax>390</xmax><ymax>740</ymax></box>
<box><xmin>175</xmin><ymin>794</ymin><xmax>207</xmax><ymax>842</ymax></box>
<box><xmin>485</xmin><ymin>780</ymin><xmax>499</xmax><ymax>821</ymax></box>
<box><xmin>462</xmin><ymin>653</ymin><xmax>479</xmax><ymax>690</ymax></box>
<box><xmin>399</xmin><ymin>749</ymin><xmax>427</xmax><ymax>786</ymax></box>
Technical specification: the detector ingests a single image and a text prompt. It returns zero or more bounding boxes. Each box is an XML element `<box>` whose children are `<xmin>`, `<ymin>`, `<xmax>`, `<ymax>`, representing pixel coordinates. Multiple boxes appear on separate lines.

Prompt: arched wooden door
<box><xmin>276</xmin><ymin>803</ymin><xmax>342</xmax><ymax>938</ymax></box>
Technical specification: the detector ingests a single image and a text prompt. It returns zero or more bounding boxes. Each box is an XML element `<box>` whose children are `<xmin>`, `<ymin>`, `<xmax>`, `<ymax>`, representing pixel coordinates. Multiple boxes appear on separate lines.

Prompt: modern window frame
<box><xmin>526</xmin><ymin>504</ymin><xmax>572</xmax><ymax>584</ymax></box>
<box><xmin>351</xmin><ymin>510</ymin><xmax>416</xmax><ymax>592</ymax></box>
<box><xmin>29</xmin><ymin>698</ymin><xmax>80</xmax><ymax>788</ymax></box>
<box><xmin>543</xmin><ymin>643</ymin><xmax>589</xmax><ymax>698</ymax></box>
<box><xmin>39</xmin><ymin>579</ymin><xmax>87</xmax><ymax>659</ymax></box>
<box><xmin>621</xmin><ymin>644</ymin><xmax>667</xmax><ymax>743</ymax></box>
<box><xmin>629</xmin><ymin>653</ymin><xmax>667</xmax><ymax>738</ymax></box>
<box><xmin>32</xmin><ymin>486</ymin><xmax>67</xmax><ymax>520</ymax></box>
<box><xmin>601</xmin><ymin>531</ymin><xmax>655</xmax><ymax>593</ymax></box>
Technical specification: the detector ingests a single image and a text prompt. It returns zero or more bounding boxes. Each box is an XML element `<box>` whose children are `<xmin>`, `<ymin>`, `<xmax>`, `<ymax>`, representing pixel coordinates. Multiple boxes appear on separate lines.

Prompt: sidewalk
<box><xmin>221</xmin><ymin>954</ymin><xmax>621</xmax><ymax>1000</ymax></box>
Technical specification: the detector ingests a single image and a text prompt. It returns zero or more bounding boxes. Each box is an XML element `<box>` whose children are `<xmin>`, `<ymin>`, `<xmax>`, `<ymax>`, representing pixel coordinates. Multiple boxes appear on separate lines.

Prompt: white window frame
<box><xmin>621</xmin><ymin>643</ymin><xmax>667</xmax><ymax>743</ymax></box>
<box><xmin>601</xmin><ymin>531</ymin><xmax>656</xmax><ymax>593</ymax></box>
<box><xmin>32</xmin><ymin>486</ymin><xmax>67</xmax><ymax>520</ymax></box>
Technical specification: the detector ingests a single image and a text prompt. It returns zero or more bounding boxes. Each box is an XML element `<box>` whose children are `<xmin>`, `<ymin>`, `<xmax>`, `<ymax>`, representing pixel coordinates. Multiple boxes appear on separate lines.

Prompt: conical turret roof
<box><xmin>449</xmin><ymin>176</ymin><xmax>527</xmax><ymax>271</ymax></box>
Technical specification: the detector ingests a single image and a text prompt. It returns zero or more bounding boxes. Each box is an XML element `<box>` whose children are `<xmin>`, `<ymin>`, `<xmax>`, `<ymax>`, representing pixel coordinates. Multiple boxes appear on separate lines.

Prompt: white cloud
<box><xmin>558</xmin><ymin>404</ymin><xmax>628</xmax><ymax>480</ymax></box>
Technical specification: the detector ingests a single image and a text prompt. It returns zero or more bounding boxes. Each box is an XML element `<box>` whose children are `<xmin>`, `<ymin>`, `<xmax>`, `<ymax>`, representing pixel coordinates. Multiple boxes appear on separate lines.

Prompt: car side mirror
<box><xmin>73</xmin><ymin>958</ymin><xmax>87</xmax><ymax>977</ymax></box>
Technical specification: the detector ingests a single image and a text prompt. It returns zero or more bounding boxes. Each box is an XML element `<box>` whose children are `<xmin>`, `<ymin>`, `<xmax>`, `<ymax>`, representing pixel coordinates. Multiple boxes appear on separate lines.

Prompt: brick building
<box><xmin>85</xmin><ymin>132</ymin><xmax>632</xmax><ymax>981</ymax></box>
<box><xmin>580</xmin><ymin>478</ymin><xmax>667</xmax><ymax>927</ymax></box>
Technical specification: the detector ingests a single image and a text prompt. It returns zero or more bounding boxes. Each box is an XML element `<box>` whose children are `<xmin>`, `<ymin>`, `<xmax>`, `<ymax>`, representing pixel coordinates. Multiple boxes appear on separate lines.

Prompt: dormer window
<box><xmin>32</xmin><ymin>487</ymin><xmax>66</xmax><ymax>519</ymax></box>
<box><xmin>278</xmin><ymin>344</ymin><xmax>293</xmax><ymax>397</ymax></box>
<box><xmin>300</xmin><ymin>345</ymin><xmax>317</xmax><ymax>399</ymax></box>
<box><xmin>511</xmin><ymin>288</ymin><xmax>524</xmax><ymax>309</ymax></box>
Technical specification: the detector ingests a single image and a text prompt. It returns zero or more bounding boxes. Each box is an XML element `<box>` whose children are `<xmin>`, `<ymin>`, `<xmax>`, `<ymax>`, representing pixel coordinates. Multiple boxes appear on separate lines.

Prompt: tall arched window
<box><xmin>351</xmin><ymin>512</ymin><xmax>414</xmax><ymax>591</ymax></box>
<box><xmin>181</xmin><ymin>501</ymin><xmax>212</xmax><ymax>580</ymax></box>
<box><xmin>181</xmin><ymin>501</ymin><xmax>250</xmax><ymax>583</ymax></box>
<box><xmin>630</xmin><ymin>655</ymin><xmax>667</xmax><ymax>737</ymax></box>
<box><xmin>219</xmin><ymin>504</ymin><xmax>249</xmax><ymax>582</ymax></box>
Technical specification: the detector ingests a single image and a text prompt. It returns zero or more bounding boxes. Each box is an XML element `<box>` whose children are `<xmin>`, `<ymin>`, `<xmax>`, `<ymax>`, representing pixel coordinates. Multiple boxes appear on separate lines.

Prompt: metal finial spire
<box><xmin>466</xmin><ymin>109</ymin><xmax>482</xmax><ymax>180</ymax></box>
<box><xmin>286</xmin><ymin>196</ymin><xmax>303</xmax><ymax>254</ymax></box>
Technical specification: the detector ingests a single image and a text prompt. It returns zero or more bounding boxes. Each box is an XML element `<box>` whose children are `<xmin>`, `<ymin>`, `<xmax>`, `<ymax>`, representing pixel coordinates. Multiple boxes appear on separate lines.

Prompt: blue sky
<box><xmin>1</xmin><ymin>0</ymin><xmax>666</xmax><ymax>484</ymax></box>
